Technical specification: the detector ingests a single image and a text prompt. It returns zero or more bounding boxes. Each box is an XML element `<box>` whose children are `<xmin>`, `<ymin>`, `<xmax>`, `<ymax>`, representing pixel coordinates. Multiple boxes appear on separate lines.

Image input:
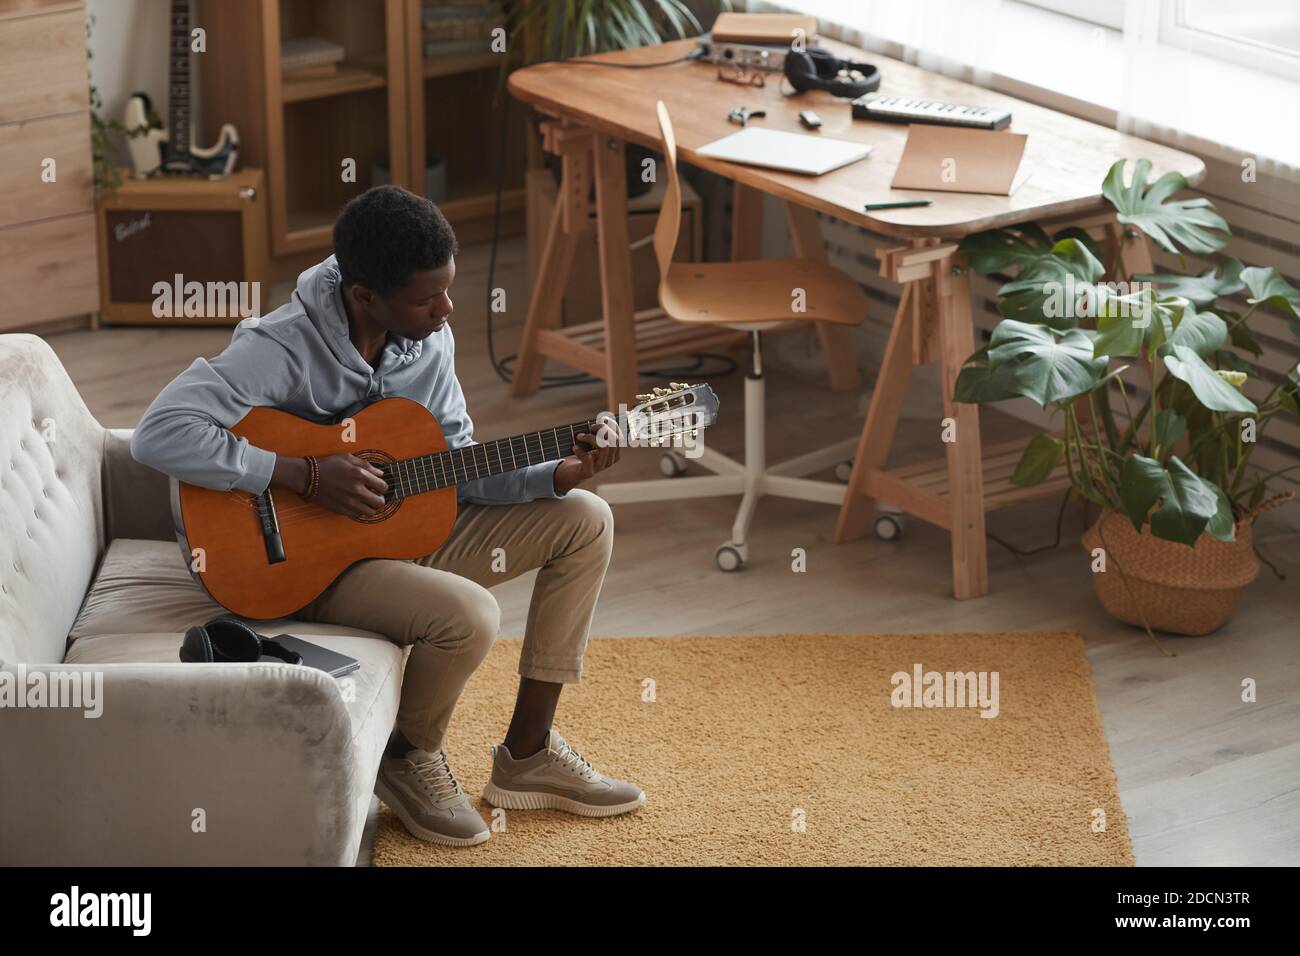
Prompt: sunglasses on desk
<box><xmin>716</xmin><ymin>64</ymin><xmax>766</xmax><ymax>88</ymax></box>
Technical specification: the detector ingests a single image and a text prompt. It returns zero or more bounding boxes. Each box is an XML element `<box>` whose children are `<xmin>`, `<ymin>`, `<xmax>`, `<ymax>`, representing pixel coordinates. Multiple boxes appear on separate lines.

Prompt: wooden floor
<box><xmin>45</xmin><ymin>237</ymin><xmax>1300</xmax><ymax>867</ymax></box>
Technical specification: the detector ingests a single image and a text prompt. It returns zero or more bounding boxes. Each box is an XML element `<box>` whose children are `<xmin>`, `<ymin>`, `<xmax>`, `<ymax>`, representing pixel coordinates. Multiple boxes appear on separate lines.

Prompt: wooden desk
<box><xmin>507</xmin><ymin>37</ymin><xmax>1204</xmax><ymax>599</ymax></box>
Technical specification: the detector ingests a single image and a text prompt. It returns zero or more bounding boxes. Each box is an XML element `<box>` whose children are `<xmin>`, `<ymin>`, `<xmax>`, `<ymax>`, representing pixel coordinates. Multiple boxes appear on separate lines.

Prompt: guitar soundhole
<box><xmin>352</xmin><ymin>449</ymin><xmax>401</xmax><ymax>524</ymax></box>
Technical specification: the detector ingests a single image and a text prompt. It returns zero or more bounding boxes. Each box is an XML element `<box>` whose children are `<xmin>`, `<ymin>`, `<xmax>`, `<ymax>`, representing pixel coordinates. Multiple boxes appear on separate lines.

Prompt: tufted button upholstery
<box><xmin>0</xmin><ymin>335</ymin><xmax>108</xmax><ymax>664</ymax></box>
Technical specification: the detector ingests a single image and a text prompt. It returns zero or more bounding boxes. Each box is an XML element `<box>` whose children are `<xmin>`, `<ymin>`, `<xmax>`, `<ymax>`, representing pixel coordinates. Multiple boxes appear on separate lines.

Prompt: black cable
<box><xmin>556</xmin><ymin>50</ymin><xmax>706</xmax><ymax>69</ymax></box>
<box><xmin>484</xmin><ymin>45</ymin><xmax>735</xmax><ymax>390</ymax></box>
<box><xmin>986</xmin><ymin>486</ymin><xmax>1072</xmax><ymax>558</ymax></box>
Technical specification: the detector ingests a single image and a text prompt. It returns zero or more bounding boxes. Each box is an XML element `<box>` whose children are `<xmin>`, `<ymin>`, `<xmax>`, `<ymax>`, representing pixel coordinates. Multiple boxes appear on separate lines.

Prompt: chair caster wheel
<box><xmin>715</xmin><ymin>543</ymin><xmax>746</xmax><ymax>571</ymax></box>
<box><xmin>834</xmin><ymin>459</ymin><xmax>854</xmax><ymax>483</ymax></box>
<box><xmin>874</xmin><ymin>514</ymin><xmax>903</xmax><ymax>541</ymax></box>
<box><xmin>660</xmin><ymin>451</ymin><xmax>688</xmax><ymax>478</ymax></box>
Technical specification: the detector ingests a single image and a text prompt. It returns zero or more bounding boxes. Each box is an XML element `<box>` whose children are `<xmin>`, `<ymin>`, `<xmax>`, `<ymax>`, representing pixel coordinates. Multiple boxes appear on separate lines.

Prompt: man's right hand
<box><xmin>271</xmin><ymin>453</ymin><xmax>388</xmax><ymax>518</ymax></box>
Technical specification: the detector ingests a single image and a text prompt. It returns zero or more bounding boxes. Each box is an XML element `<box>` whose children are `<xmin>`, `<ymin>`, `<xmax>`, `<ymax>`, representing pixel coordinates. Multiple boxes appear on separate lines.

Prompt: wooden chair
<box><xmin>596</xmin><ymin>101</ymin><xmax>869</xmax><ymax>570</ymax></box>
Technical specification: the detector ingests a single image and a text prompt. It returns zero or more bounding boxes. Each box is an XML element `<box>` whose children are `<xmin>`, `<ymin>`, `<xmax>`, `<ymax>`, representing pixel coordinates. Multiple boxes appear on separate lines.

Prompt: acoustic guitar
<box><xmin>172</xmin><ymin>383</ymin><xmax>718</xmax><ymax>619</ymax></box>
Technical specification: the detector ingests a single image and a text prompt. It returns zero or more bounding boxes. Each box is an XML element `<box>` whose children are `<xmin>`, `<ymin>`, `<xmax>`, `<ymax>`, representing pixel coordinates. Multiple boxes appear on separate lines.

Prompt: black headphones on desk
<box><xmin>783</xmin><ymin>48</ymin><xmax>881</xmax><ymax>98</ymax></box>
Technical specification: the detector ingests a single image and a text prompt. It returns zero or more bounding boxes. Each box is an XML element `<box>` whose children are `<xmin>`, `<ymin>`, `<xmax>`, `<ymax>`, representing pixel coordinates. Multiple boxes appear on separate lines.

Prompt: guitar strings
<box><xmin>220</xmin><ymin>421</ymin><xmax>601</xmax><ymax>525</ymax></box>
<box><xmin>213</xmin><ymin>400</ymin><xmax>697</xmax><ymax>526</ymax></box>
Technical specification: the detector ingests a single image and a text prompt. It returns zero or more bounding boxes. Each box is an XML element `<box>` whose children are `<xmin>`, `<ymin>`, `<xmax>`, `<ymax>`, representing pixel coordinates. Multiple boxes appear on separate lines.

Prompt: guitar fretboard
<box><xmin>382</xmin><ymin>419</ymin><xmax>598</xmax><ymax>499</ymax></box>
<box><xmin>169</xmin><ymin>0</ymin><xmax>191</xmax><ymax>156</ymax></box>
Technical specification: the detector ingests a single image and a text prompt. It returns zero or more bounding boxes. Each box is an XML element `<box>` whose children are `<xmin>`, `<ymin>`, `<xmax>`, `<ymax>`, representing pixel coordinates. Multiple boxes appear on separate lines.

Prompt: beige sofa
<box><xmin>0</xmin><ymin>333</ymin><xmax>402</xmax><ymax>865</ymax></box>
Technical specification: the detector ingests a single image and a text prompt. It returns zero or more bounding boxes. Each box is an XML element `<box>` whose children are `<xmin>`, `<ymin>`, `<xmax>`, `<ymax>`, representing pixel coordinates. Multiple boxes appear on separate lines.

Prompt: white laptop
<box><xmin>696</xmin><ymin>126</ymin><xmax>871</xmax><ymax>175</ymax></box>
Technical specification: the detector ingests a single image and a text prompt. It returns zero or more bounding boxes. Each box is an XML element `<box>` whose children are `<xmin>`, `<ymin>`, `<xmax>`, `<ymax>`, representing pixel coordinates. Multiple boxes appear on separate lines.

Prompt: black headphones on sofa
<box><xmin>783</xmin><ymin>48</ymin><xmax>881</xmax><ymax>98</ymax></box>
<box><xmin>181</xmin><ymin>615</ymin><xmax>303</xmax><ymax>665</ymax></box>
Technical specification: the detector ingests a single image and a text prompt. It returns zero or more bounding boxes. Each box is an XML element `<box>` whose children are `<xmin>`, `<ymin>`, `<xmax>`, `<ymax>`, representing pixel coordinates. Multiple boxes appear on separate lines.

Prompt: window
<box><xmin>1017</xmin><ymin>0</ymin><xmax>1124</xmax><ymax>30</ymax></box>
<box><xmin>1161</xmin><ymin>0</ymin><xmax>1300</xmax><ymax>81</ymax></box>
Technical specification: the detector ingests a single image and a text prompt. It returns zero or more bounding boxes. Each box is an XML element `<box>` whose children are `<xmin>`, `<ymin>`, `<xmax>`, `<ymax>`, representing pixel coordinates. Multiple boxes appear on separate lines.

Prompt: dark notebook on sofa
<box><xmin>266</xmin><ymin>635</ymin><xmax>360</xmax><ymax>678</ymax></box>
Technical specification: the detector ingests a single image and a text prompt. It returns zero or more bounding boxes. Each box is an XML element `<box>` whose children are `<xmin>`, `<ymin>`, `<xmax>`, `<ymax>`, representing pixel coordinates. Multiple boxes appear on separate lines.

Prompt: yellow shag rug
<box><xmin>371</xmin><ymin>631</ymin><xmax>1134</xmax><ymax>866</ymax></box>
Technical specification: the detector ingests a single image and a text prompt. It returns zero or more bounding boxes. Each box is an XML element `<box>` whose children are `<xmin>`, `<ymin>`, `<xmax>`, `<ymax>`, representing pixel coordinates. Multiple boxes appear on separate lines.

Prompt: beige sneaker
<box><xmin>375</xmin><ymin>748</ymin><xmax>490</xmax><ymax>847</ymax></box>
<box><xmin>483</xmin><ymin>730</ymin><xmax>645</xmax><ymax>818</ymax></box>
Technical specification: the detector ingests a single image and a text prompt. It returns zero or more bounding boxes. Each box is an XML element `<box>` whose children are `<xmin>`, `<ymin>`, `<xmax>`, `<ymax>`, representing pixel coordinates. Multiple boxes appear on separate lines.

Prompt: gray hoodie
<box><xmin>129</xmin><ymin>255</ymin><xmax>565</xmax><ymax>505</ymax></box>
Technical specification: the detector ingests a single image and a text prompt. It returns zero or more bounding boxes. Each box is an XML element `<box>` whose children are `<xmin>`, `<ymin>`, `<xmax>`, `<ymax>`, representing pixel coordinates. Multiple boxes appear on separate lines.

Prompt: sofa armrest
<box><xmin>0</xmin><ymin>661</ymin><xmax>366</xmax><ymax>865</ymax></box>
<box><xmin>103</xmin><ymin>428</ymin><xmax>176</xmax><ymax>543</ymax></box>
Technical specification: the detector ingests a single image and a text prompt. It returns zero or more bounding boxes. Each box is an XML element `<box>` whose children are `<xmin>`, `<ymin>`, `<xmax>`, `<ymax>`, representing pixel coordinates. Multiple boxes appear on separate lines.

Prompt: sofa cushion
<box><xmin>70</xmin><ymin>538</ymin><xmax>223</xmax><ymax>641</ymax></box>
<box><xmin>67</xmin><ymin>538</ymin><xmax>406</xmax><ymax>745</ymax></box>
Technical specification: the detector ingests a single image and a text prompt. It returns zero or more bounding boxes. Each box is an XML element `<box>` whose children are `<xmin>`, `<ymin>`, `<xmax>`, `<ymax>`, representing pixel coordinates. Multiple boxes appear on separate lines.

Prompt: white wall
<box><xmin>85</xmin><ymin>0</ymin><xmax>176</xmax><ymax>165</ymax></box>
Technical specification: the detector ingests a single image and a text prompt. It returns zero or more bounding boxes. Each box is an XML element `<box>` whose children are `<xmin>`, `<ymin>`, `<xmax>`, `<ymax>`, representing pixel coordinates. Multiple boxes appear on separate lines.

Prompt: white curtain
<box><xmin>753</xmin><ymin>0</ymin><xmax>1300</xmax><ymax>186</ymax></box>
<box><xmin>749</xmin><ymin>0</ymin><xmax>1003</xmax><ymax>87</ymax></box>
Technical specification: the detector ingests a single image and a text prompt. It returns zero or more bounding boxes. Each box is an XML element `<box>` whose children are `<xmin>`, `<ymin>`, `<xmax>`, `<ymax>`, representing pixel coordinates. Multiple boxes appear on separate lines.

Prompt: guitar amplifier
<box><xmin>95</xmin><ymin>168</ymin><xmax>270</xmax><ymax>326</ymax></box>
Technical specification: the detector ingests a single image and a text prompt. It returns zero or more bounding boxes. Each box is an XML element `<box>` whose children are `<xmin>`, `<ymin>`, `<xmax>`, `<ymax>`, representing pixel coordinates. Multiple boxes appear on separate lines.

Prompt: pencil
<box><xmin>863</xmin><ymin>199</ymin><xmax>933</xmax><ymax>210</ymax></box>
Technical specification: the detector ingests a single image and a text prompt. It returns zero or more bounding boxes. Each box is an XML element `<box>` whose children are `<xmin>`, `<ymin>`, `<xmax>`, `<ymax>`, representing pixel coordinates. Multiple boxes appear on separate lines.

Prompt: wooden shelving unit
<box><xmin>281</xmin><ymin>64</ymin><xmax>388</xmax><ymax>103</ymax></box>
<box><xmin>403</xmin><ymin>0</ymin><xmax>528</xmax><ymax>246</ymax></box>
<box><xmin>199</xmin><ymin>0</ymin><xmax>525</xmax><ymax>266</ymax></box>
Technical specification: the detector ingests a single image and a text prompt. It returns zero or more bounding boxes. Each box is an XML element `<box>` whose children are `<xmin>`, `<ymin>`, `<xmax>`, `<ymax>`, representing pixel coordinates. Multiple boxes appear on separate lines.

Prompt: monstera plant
<box><xmin>954</xmin><ymin>159</ymin><xmax>1299</xmax><ymax>635</ymax></box>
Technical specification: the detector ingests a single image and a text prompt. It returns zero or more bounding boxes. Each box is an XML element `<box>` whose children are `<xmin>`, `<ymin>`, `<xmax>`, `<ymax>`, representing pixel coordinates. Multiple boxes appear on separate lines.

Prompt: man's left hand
<box><xmin>553</xmin><ymin>416</ymin><xmax>621</xmax><ymax>495</ymax></box>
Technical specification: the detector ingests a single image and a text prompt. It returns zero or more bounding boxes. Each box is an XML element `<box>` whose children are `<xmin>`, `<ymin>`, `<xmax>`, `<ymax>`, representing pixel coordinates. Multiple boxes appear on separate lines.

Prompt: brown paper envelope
<box><xmin>890</xmin><ymin>125</ymin><xmax>1029</xmax><ymax>196</ymax></box>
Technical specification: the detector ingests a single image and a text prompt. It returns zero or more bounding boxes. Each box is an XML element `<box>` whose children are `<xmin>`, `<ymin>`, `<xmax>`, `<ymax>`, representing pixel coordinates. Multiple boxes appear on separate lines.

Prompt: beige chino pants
<box><xmin>294</xmin><ymin>488</ymin><xmax>614</xmax><ymax>752</ymax></box>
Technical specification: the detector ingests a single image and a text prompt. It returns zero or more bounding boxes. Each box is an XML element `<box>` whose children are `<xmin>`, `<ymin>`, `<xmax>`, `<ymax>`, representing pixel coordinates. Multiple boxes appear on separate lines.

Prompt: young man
<box><xmin>131</xmin><ymin>184</ymin><xmax>644</xmax><ymax>848</ymax></box>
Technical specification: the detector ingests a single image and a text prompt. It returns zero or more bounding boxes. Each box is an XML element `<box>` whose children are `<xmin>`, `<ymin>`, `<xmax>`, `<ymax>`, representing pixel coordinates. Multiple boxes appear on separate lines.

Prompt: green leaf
<box><xmin>953</xmin><ymin>359</ymin><xmax>1024</xmax><ymax>404</ymax></box>
<box><xmin>1240</xmin><ymin>265</ymin><xmax>1300</xmax><ymax>321</ymax></box>
<box><xmin>1161</xmin><ymin>345</ymin><xmax>1258</xmax><ymax>414</ymax></box>
<box><xmin>1091</xmin><ymin>289</ymin><xmax>1211</xmax><ymax>359</ymax></box>
<box><xmin>1011</xmin><ymin>434</ymin><xmax>1065</xmax><ymax>487</ymax></box>
<box><xmin>1154</xmin><ymin>409</ymin><xmax>1187</xmax><ymax>449</ymax></box>
<box><xmin>1133</xmin><ymin>257</ymin><xmax>1243</xmax><ymax>306</ymax></box>
<box><xmin>1050</xmin><ymin>225</ymin><xmax>1106</xmax><ymax>264</ymax></box>
<box><xmin>1279</xmin><ymin>365</ymin><xmax>1300</xmax><ymax>415</ymax></box>
<box><xmin>1166</xmin><ymin>301</ymin><xmax>1228</xmax><ymax>357</ymax></box>
<box><xmin>1093</xmin><ymin>287</ymin><xmax>1167</xmax><ymax>358</ymax></box>
<box><xmin>1102</xmin><ymin>159</ymin><xmax>1230</xmax><ymax>256</ymax></box>
<box><xmin>995</xmin><ymin>238</ymin><xmax>1106</xmax><ymax>329</ymax></box>
<box><xmin>1119</xmin><ymin>455</ymin><xmax>1222</xmax><ymax>545</ymax></box>
<box><xmin>987</xmin><ymin>320</ymin><xmax>1109</xmax><ymax>406</ymax></box>
<box><xmin>1205</xmin><ymin>482</ymin><xmax>1236</xmax><ymax>542</ymax></box>
<box><xmin>958</xmin><ymin>223</ymin><xmax>1055</xmax><ymax>275</ymax></box>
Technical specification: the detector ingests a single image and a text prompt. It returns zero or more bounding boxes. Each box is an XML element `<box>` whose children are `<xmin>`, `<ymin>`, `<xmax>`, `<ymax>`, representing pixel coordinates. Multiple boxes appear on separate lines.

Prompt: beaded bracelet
<box><xmin>301</xmin><ymin>455</ymin><xmax>321</xmax><ymax>501</ymax></box>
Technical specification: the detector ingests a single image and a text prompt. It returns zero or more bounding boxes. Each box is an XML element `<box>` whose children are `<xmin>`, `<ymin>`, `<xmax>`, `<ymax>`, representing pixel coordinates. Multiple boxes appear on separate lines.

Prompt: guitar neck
<box><xmin>168</xmin><ymin>0</ymin><xmax>191</xmax><ymax>156</ymax></box>
<box><xmin>385</xmin><ymin>418</ymin><xmax>599</xmax><ymax>499</ymax></box>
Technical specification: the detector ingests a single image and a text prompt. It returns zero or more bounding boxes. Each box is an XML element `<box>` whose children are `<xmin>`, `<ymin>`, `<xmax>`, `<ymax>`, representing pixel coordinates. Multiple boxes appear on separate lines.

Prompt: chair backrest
<box><xmin>651</xmin><ymin>100</ymin><xmax>683</xmax><ymax>282</ymax></box>
<box><xmin>0</xmin><ymin>334</ymin><xmax>107</xmax><ymax>664</ymax></box>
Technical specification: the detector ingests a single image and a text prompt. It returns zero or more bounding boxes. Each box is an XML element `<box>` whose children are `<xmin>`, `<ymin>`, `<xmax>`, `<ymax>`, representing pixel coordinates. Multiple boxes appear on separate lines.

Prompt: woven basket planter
<box><xmin>1081</xmin><ymin>505</ymin><xmax>1278</xmax><ymax>636</ymax></box>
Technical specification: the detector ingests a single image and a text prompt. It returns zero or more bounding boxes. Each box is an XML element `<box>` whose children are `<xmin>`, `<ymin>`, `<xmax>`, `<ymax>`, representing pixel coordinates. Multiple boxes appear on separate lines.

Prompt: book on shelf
<box><xmin>280</xmin><ymin>36</ymin><xmax>346</xmax><ymax>71</ymax></box>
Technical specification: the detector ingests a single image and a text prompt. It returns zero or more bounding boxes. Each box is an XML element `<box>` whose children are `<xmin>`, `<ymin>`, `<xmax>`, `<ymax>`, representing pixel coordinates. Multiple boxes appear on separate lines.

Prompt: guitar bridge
<box><xmin>255</xmin><ymin>489</ymin><xmax>286</xmax><ymax>565</ymax></box>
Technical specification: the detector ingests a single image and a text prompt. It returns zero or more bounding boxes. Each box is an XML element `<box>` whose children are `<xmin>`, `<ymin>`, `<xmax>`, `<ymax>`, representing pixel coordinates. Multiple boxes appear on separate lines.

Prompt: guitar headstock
<box><xmin>623</xmin><ymin>382</ymin><xmax>719</xmax><ymax>447</ymax></box>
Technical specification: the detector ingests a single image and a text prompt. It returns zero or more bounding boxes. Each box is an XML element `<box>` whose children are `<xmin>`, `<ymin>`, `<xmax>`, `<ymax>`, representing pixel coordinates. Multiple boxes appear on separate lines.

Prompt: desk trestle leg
<box><xmin>510</xmin><ymin>125</ymin><xmax>592</xmax><ymax>399</ymax></box>
<box><xmin>834</xmin><ymin>240</ymin><xmax>989</xmax><ymax>600</ymax></box>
